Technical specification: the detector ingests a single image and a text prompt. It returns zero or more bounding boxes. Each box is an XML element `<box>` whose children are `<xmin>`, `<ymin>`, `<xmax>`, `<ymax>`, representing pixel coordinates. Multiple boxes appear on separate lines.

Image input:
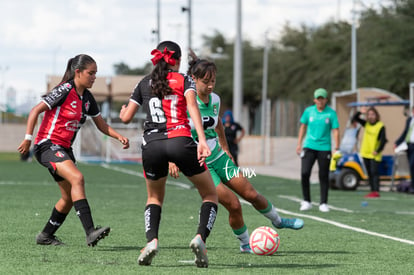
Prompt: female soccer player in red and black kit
<box><xmin>119</xmin><ymin>41</ymin><xmax>218</xmax><ymax>268</ymax></box>
<box><xmin>18</xmin><ymin>54</ymin><xmax>129</xmax><ymax>247</ymax></box>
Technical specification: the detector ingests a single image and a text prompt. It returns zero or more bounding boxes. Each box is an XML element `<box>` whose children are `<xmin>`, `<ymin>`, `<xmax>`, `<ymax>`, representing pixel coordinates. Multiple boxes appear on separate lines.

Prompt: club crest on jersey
<box><xmin>85</xmin><ymin>101</ymin><xmax>90</xmax><ymax>112</ymax></box>
<box><xmin>325</xmin><ymin>118</ymin><xmax>330</xmax><ymax>124</ymax></box>
<box><xmin>55</xmin><ymin>151</ymin><xmax>65</xmax><ymax>158</ymax></box>
<box><xmin>213</xmin><ymin>105</ymin><xmax>218</xmax><ymax>115</ymax></box>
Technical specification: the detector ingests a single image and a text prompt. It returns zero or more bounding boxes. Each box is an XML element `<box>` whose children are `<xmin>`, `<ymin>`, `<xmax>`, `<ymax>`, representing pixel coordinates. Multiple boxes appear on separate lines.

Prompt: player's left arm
<box><xmin>92</xmin><ymin>115</ymin><xmax>130</xmax><ymax>149</ymax></box>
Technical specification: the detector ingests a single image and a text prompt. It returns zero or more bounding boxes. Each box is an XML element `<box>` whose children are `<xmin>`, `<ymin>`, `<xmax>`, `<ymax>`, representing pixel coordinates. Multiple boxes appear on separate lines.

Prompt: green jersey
<box><xmin>300</xmin><ymin>104</ymin><xmax>339</xmax><ymax>151</ymax></box>
<box><xmin>188</xmin><ymin>92</ymin><xmax>224</xmax><ymax>164</ymax></box>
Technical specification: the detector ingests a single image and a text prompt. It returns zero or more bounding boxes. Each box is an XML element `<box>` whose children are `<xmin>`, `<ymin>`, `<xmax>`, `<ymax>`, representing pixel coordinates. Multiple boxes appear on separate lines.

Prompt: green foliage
<box><xmin>112</xmin><ymin>0</ymin><xmax>414</xmax><ymax>107</ymax></box>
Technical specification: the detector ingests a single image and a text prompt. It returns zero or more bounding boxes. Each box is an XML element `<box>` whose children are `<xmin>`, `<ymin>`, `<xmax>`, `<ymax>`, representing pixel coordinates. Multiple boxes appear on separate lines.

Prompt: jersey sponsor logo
<box><xmin>70</xmin><ymin>101</ymin><xmax>77</xmax><ymax>109</ymax></box>
<box><xmin>65</xmin><ymin>120</ymin><xmax>80</xmax><ymax>131</ymax></box>
<box><xmin>167</xmin><ymin>124</ymin><xmax>187</xmax><ymax>131</ymax></box>
<box><xmin>45</xmin><ymin>83</ymin><xmax>72</xmax><ymax>103</ymax></box>
<box><xmin>168</xmin><ymin>79</ymin><xmax>178</xmax><ymax>84</ymax></box>
<box><xmin>55</xmin><ymin>151</ymin><xmax>65</xmax><ymax>158</ymax></box>
<box><xmin>202</xmin><ymin>116</ymin><xmax>215</xmax><ymax>130</ymax></box>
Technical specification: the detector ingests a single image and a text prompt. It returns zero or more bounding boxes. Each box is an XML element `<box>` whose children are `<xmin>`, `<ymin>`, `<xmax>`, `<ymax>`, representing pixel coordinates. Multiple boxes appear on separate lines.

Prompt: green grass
<box><xmin>1</xmin><ymin>153</ymin><xmax>414</xmax><ymax>274</ymax></box>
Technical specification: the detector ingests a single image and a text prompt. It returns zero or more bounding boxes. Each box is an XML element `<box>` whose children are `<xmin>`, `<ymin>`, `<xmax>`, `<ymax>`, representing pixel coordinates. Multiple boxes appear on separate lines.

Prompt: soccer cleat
<box><xmin>300</xmin><ymin>201</ymin><xmax>313</xmax><ymax>211</ymax></box>
<box><xmin>189</xmin><ymin>234</ymin><xmax>208</xmax><ymax>268</ymax></box>
<box><xmin>273</xmin><ymin>218</ymin><xmax>304</xmax><ymax>230</ymax></box>
<box><xmin>86</xmin><ymin>226</ymin><xmax>110</xmax><ymax>247</ymax></box>
<box><xmin>36</xmin><ymin>232</ymin><xmax>64</xmax><ymax>246</ymax></box>
<box><xmin>137</xmin><ymin>238</ymin><xmax>158</xmax><ymax>266</ymax></box>
<box><xmin>364</xmin><ymin>191</ymin><xmax>380</xmax><ymax>198</ymax></box>
<box><xmin>240</xmin><ymin>244</ymin><xmax>253</xmax><ymax>253</ymax></box>
<box><xmin>319</xmin><ymin>203</ymin><xmax>330</xmax><ymax>212</ymax></box>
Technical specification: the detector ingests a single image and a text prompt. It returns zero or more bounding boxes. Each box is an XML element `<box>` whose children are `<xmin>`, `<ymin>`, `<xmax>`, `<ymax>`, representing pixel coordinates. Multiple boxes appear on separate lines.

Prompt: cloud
<box><xmin>0</xmin><ymin>0</ymin><xmax>381</xmax><ymax>105</ymax></box>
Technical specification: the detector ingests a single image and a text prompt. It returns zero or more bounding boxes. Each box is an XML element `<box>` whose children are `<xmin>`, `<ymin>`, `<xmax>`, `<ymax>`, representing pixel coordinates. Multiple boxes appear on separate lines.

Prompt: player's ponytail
<box><xmin>187</xmin><ymin>50</ymin><xmax>217</xmax><ymax>81</ymax></box>
<box><xmin>60</xmin><ymin>54</ymin><xmax>95</xmax><ymax>84</ymax></box>
<box><xmin>150</xmin><ymin>41</ymin><xmax>181</xmax><ymax>99</ymax></box>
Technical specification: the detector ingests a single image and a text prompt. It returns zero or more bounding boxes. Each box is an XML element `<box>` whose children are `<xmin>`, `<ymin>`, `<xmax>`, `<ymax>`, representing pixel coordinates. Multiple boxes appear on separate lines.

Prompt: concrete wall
<box><xmin>0</xmin><ymin>124</ymin><xmax>28</xmax><ymax>152</ymax></box>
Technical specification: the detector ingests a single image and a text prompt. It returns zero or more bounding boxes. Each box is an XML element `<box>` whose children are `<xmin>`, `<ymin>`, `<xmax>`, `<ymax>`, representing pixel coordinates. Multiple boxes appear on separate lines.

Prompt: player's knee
<box><xmin>70</xmin><ymin>172</ymin><xmax>85</xmax><ymax>187</ymax></box>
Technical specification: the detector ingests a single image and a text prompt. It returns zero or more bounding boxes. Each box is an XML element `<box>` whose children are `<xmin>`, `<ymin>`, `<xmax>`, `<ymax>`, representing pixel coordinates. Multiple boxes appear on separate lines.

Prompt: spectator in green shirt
<box><xmin>296</xmin><ymin>88</ymin><xmax>340</xmax><ymax>212</ymax></box>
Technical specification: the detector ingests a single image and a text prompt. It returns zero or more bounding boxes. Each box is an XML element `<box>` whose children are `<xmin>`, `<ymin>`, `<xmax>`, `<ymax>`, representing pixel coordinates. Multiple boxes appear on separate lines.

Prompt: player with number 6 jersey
<box><xmin>129</xmin><ymin>70</ymin><xmax>194</xmax><ymax>143</ymax></box>
<box><xmin>119</xmin><ymin>41</ymin><xmax>218</xmax><ymax>268</ymax></box>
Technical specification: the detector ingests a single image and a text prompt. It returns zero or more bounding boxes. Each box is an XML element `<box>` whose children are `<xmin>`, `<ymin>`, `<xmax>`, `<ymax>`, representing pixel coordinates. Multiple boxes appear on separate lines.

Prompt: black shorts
<box><xmin>141</xmin><ymin>136</ymin><xmax>206</xmax><ymax>180</ymax></box>
<box><xmin>34</xmin><ymin>140</ymin><xmax>75</xmax><ymax>182</ymax></box>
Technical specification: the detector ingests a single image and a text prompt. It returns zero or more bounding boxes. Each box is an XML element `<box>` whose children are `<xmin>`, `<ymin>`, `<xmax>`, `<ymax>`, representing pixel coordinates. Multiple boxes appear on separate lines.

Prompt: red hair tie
<box><xmin>151</xmin><ymin>47</ymin><xmax>176</xmax><ymax>66</ymax></box>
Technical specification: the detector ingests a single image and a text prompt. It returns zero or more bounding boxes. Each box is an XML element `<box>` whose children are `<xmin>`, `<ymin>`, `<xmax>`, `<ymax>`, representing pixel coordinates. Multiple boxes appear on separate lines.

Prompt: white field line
<box><xmin>99</xmin><ymin>164</ymin><xmax>414</xmax><ymax>246</ymax></box>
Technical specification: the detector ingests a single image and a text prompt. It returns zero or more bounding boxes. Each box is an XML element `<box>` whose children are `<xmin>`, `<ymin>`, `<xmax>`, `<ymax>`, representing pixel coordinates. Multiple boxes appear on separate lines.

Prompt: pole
<box><xmin>351</xmin><ymin>0</ymin><xmax>357</xmax><ymax>94</ymax></box>
<box><xmin>233</xmin><ymin>0</ymin><xmax>243</xmax><ymax>122</ymax></box>
<box><xmin>156</xmin><ymin>0</ymin><xmax>161</xmax><ymax>43</ymax></box>
<box><xmin>188</xmin><ymin>0</ymin><xmax>192</xmax><ymax>50</ymax></box>
<box><xmin>261</xmin><ymin>32</ymin><xmax>269</xmax><ymax>163</ymax></box>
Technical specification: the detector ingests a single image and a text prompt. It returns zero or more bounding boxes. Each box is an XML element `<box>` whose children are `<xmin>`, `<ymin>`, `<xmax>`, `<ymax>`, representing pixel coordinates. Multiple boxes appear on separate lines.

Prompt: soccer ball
<box><xmin>249</xmin><ymin>226</ymin><xmax>280</xmax><ymax>255</ymax></box>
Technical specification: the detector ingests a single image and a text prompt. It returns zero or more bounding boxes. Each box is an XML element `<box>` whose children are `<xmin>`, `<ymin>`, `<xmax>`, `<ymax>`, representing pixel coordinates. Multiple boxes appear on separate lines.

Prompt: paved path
<box><xmin>242</xmin><ymin>137</ymin><xmax>319</xmax><ymax>182</ymax></box>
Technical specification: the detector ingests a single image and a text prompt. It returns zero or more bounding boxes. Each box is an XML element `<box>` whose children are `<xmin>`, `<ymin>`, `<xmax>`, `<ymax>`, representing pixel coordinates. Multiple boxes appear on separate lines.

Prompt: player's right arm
<box><xmin>296</xmin><ymin>123</ymin><xmax>307</xmax><ymax>155</ymax></box>
<box><xmin>119</xmin><ymin>101</ymin><xmax>139</xmax><ymax>124</ymax></box>
<box><xmin>17</xmin><ymin>101</ymin><xmax>48</xmax><ymax>154</ymax></box>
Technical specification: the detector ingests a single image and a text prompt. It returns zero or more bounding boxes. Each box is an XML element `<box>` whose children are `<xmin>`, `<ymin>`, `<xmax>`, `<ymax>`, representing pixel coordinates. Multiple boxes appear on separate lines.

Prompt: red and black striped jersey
<box><xmin>129</xmin><ymin>72</ymin><xmax>196</xmax><ymax>143</ymax></box>
<box><xmin>35</xmin><ymin>80</ymin><xmax>100</xmax><ymax>148</ymax></box>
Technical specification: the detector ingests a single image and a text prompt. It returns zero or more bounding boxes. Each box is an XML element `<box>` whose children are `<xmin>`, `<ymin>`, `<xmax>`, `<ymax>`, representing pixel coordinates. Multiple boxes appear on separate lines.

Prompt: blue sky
<box><xmin>0</xmin><ymin>0</ymin><xmax>382</xmax><ymax>107</ymax></box>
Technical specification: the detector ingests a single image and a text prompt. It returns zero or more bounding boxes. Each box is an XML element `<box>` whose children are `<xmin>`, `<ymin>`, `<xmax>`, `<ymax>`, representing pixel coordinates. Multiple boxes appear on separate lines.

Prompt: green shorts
<box><xmin>207</xmin><ymin>152</ymin><xmax>239</xmax><ymax>187</ymax></box>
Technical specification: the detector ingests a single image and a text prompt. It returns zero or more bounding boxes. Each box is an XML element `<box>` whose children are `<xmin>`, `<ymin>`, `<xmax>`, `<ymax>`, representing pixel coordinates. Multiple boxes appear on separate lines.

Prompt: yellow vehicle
<box><xmin>329</xmin><ymin>100</ymin><xmax>410</xmax><ymax>191</ymax></box>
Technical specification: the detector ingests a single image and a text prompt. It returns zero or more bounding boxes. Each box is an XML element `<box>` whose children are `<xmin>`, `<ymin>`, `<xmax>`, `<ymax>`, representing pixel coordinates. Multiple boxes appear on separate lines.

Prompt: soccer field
<box><xmin>1</xmin><ymin>153</ymin><xmax>413</xmax><ymax>274</ymax></box>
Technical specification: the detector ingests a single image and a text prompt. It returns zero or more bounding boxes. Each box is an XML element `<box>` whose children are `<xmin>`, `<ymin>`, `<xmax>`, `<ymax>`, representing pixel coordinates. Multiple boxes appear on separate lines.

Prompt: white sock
<box><xmin>263</xmin><ymin>204</ymin><xmax>282</xmax><ymax>225</ymax></box>
<box><xmin>235</xmin><ymin>229</ymin><xmax>250</xmax><ymax>246</ymax></box>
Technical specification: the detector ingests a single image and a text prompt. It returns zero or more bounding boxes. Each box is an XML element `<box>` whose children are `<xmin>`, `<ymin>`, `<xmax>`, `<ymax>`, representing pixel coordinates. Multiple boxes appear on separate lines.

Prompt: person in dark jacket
<box><xmin>395</xmin><ymin>107</ymin><xmax>414</xmax><ymax>193</ymax></box>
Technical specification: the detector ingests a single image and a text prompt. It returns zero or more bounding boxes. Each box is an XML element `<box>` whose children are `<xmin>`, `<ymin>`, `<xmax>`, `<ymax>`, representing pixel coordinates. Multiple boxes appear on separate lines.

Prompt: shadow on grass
<box><xmin>98</xmin><ymin>245</ymin><xmax>140</xmax><ymax>251</ymax></box>
<box><xmin>278</xmin><ymin>250</ymin><xmax>353</xmax><ymax>255</ymax></box>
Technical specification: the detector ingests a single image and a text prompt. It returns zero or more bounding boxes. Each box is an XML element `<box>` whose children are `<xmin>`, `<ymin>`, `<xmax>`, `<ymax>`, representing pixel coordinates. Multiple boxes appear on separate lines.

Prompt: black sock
<box><xmin>144</xmin><ymin>204</ymin><xmax>162</xmax><ymax>242</ymax></box>
<box><xmin>197</xmin><ymin>202</ymin><xmax>218</xmax><ymax>243</ymax></box>
<box><xmin>73</xmin><ymin>199</ymin><xmax>94</xmax><ymax>235</ymax></box>
<box><xmin>42</xmin><ymin>207</ymin><xmax>68</xmax><ymax>236</ymax></box>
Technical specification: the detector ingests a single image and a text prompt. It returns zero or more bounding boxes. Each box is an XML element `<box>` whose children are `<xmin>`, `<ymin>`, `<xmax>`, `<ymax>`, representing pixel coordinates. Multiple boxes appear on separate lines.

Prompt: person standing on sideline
<box><xmin>119</xmin><ymin>41</ymin><xmax>218</xmax><ymax>268</ymax></box>
<box><xmin>222</xmin><ymin>110</ymin><xmax>245</xmax><ymax>166</ymax></box>
<box><xmin>17</xmin><ymin>54</ymin><xmax>130</xmax><ymax>246</ymax></box>
<box><xmin>169</xmin><ymin>54</ymin><xmax>304</xmax><ymax>254</ymax></box>
<box><xmin>395</xmin><ymin>106</ymin><xmax>414</xmax><ymax>194</ymax></box>
<box><xmin>353</xmin><ymin>106</ymin><xmax>387</xmax><ymax>198</ymax></box>
<box><xmin>296</xmin><ymin>88</ymin><xmax>340</xmax><ymax>212</ymax></box>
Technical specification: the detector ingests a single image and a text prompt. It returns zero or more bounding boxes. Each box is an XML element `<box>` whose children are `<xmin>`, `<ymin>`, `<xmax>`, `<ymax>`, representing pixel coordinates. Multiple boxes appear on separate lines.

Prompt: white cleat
<box><xmin>189</xmin><ymin>234</ymin><xmax>208</xmax><ymax>268</ymax></box>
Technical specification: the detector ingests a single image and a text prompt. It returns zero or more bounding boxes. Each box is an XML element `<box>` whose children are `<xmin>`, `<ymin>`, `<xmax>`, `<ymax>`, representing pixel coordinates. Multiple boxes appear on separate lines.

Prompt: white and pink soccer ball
<box><xmin>249</xmin><ymin>226</ymin><xmax>280</xmax><ymax>255</ymax></box>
